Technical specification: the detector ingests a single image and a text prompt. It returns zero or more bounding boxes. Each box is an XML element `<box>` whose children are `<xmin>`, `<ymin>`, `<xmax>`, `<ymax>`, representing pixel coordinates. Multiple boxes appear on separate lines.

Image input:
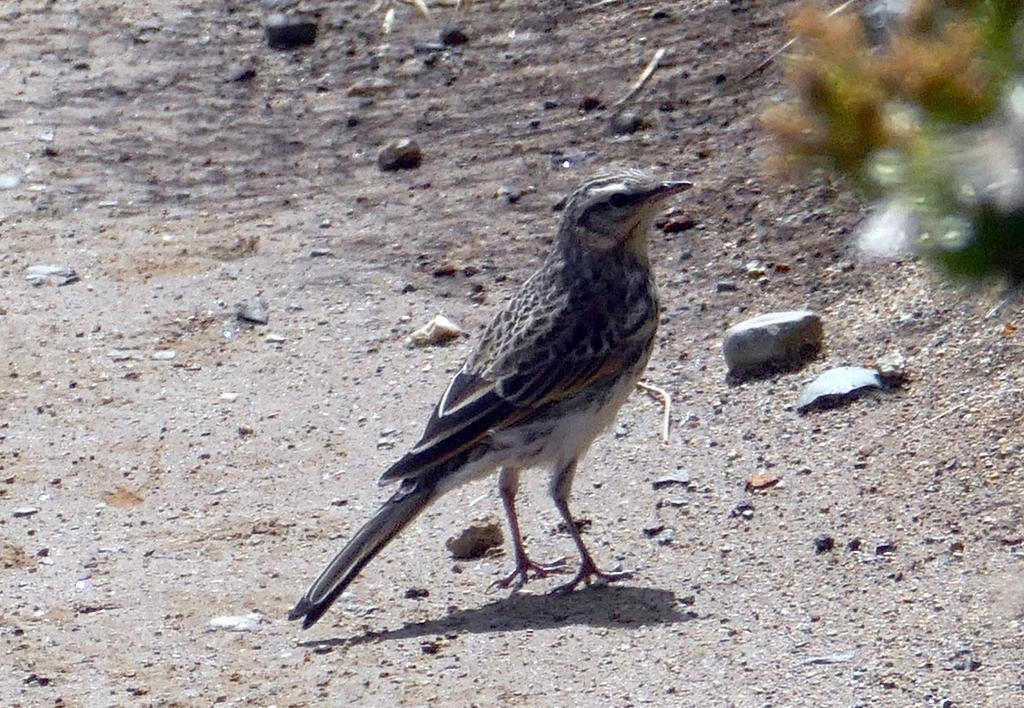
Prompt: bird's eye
<box><xmin>609</xmin><ymin>193</ymin><xmax>632</xmax><ymax>208</ymax></box>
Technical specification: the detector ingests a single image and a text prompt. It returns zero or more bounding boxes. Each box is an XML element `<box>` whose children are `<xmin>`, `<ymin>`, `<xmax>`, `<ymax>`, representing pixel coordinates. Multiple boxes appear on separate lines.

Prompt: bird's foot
<box><xmin>550</xmin><ymin>558</ymin><xmax>632</xmax><ymax>595</ymax></box>
<box><xmin>490</xmin><ymin>556</ymin><xmax>569</xmax><ymax>592</ymax></box>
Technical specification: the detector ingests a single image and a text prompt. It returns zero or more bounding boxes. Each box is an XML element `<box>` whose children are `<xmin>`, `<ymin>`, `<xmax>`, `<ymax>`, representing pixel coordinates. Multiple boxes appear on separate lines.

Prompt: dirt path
<box><xmin>2</xmin><ymin>1</ymin><xmax>1021</xmax><ymax>705</ymax></box>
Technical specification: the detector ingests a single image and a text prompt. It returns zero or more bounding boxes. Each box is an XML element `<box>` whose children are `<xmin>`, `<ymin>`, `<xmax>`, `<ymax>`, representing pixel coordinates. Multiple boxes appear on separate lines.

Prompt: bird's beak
<box><xmin>651</xmin><ymin>180</ymin><xmax>693</xmax><ymax>199</ymax></box>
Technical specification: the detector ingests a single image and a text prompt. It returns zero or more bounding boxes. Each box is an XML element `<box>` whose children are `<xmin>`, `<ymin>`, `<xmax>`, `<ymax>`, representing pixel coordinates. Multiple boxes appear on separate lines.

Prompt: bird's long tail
<box><xmin>288</xmin><ymin>478</ymin><xmax>437</xmax><ymax>629</ymax></box>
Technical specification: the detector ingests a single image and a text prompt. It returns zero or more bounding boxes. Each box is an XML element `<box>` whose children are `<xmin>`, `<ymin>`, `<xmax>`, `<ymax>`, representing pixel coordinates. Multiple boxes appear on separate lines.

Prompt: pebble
<box><xmin>404</xmin><ymin>587</ymin><xmax>430</xmax><ymax>599</ymax></box>
<box><xmin>264</xmin><ymin>333</ymin><xmax>286</xmax><ymax>344</ymax></box>
<box><xmin>722</xmin><ymin>310</ymin><xmax>823</xmax><ymax>376</ymax></box>
<box><xmin>730</xmin><ymin>500</ymin><xmax>754</xmax><ymax>519</ymax></box>
<box><xmin>107</xmin><ymin>349</ymin><xmax>143</xmax><ymax>361</ymax></box>
<box><xmin>715</xmin><ymin>279</ymin><xmax>737</xmax><ymax>293</ymax></box>
<box><xmin>652</xmin><ymin>472</ymin><xmax>690</xmax><ymax>490</ymax></box>
<box><xmin>347</xmin><ymin>77</ymin><xmax>394</xmax><ymax>96</ymax></box>
<box><xmin>446</xmin><ymin>514</ymin><xmax>503</xmax><ymax>559</ymax></box>
<box><xmin>220</xmin><ymin>392</ymin><xmax>239</xmax><ymax>402</ymax></box>
<box><xmin>13</xmin><ymin>507</ymin><xmax>40</xmax><ymax>518</ymax></box>
<box><xmin>231</xmin><ymin>66</ymin><xmax>257</xmax><ymax>82</ymax></box>
<box><xmin>309</xmin><ymin>248</ymin><xmax>333</xmax><ymax>258</ymax></box>
<box><xmin>796</xmin><ymin>366</ymin><xmax>884</xmax><ymax>413</ymax></box>
<box><xmin>236</xmin><ymin>297</ymin><xmax>269</xmax><ymax>325</ymax></box>
<box><xmin>875</xmin><ymin>539</ymin><xmax>897</xmax><ymax>555</ymax></box>
<box><xmin>610</xmin><ymin>111</ymin><xmax>643</xmax><ymax>135</ymax></box>
<box><xmin>408</xmin><ymin>314</ymin><xmax>465</xmax><ymax>347</ymax></box>
<box><xmin>814</xmin><ymin>535</ymin><xmax>835</xmax><ymax>553</ymax></box>
<box><xmin>439</xmin><ymin>23</ymin><xmax>469</xmax><ymax>46</ymax></box>
<box><xmin>875</xmin><ymin>350</ymin><xmax>907</xmax><ymax>382</ymax></box>
<box><xmin>0</xmin><ymin>174</ymin><xmax>21</xmax><ymax>190</ymax></box>
<box><xmin>264</xmin><ymin>13</ymin><xmax>317</xmax><ymax>50</ymax></box>
<box><xmin>24</xmin><ymin>265</ymin><xmax>79</xmax><ymax>286</ymax></box>
<box><xmin>378</xmin><ymin>139</ymin><xmax>422</xmax><ymax>171</ymax></box>
<box><xmin>151</xmin><ymin>350</ymin><xmax>176</xmax><ymax>361</ymax></box>
<box><xmin>800</xmin><ymin>651</ymin><xmax>855</xmax><ymax>665</ymax></box>
<box><xmin>209</xmin><ymin>612</ymin><xmax>262</xmax><ymax>632</ymax></box>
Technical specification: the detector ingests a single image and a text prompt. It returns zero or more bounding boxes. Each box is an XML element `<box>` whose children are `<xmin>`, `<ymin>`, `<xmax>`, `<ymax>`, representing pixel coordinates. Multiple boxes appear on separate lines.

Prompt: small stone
<box><xmin>347</xmin><ymin>77</ymin><xmax>394</xmax><ymax>96</ymax></box>
<box><xmin>220</xmin><ymin>392</ymin><xmax>239</xmax><ymax>402</ymax></box>
<box><xmin>652</xmin><ymin>472</ymin><xmax>690</xmax><ymax>489</ymax></box>
<box><xmin>715</xmin><ymin>279</ymin><xmax>737</xmax><ymax>293</ymax></box>
<box><xmin>378</xmin><ymin>139</ymin><xmax>422</xmax><ymax>171</ymax></box>
<box><xmin>13</xmin><ymin>507</ymin><xmax>39</xmax><ymax>518</ymax></box>
<box><xmin>796</xmin><ymin>366</ymin><xmax>884</xmax><ymax>413</ymax></box>
<box><xmin>309</xmin><ymin>248</ymin><xmax>333</xmax><ymax>258</ymax></box>
<box><xmin>408</xmin><ymin>314</ymin><xmax>465</xmax><ymax>347</ymax></box>
<box><xmin>439</xmin><ymin>23</ymin><xmax>469</xmax><ymax>46</ymax></box>
<box><xmin>265</xmin><ymin>13</ymin><xmax>317</xmax><ymax>50</ymax></box>
<box><xmin>745</xmin><ymin>261</ymin><xmax>766</xmax><ymax>278</ymax></box>
<box><xmin>800</xmin><ymin>651</ymin><xmax>855</xmax><ymax>665</ymax></box>
<box><xmin>722</xmin><ymin>310</ymin><xmax>824</xmax><ymax>377</ymax></box>
<box><xmin>875</xmin><ymin>351</ymin><xmax>907</xmax><ymax>382</ymax></box>
<box><xmin>659</xmin><ymin>217</ymin><xmax>696</xmax><ymax>234</ymax></box>
<box><xmin>745</xmin><ymin>473</ymin><xmax>780</xmax><ymax>491</ymax></box>
<box><xmin>579</xmin><ymin>96</ymin><xmax>602</xmax><ymax>112</ymax></box>
<box><xmin>264</xmin><ymin>333</ymin><xmax>286</xmax><ymax>344</ymax></box>
<box><xmin>231</xmin><ymin>66</ymin><xmax>256</xmax><ymax>82</ymax></box>
<box><xmin>730</xmin><ymin>500</ymin><xmax>754</xmax><ymax>519</ymax></box>
<box><xmin>237</xmin><ymin>425</ymin><xmax>255</xmax><ymax>438</ymax></box>
<box><xmin>875</xmin><ymin>539</ymin><xmax>897</xmax><ymax>555</ymax></box>
<box><xmin>24</xmin><ymin>265</ymin><xmax>79</xmax><ymax>286</ymax></box>
<box><xmin>0</xmin><ymin>174</ymin><xmax>21</xmax><ymax>190</ymax></box>
<box><xmin>209</xmin><ymin>612</ymin><xmax>262</xmax><ymax>632</ymax></box>
<box><xmin>151</xmin><ymin>350</ymin><xmax>176</xmax><ymax>361</ymax></box>
<box><xmin>107</xmin><ymin>349</ymin><xmax>143</xmax><ymax>361</ymax></box>
<box><xmin>495</xmin><ymin>185</ymin><xmax>526</xmax><ymax>204</ymax></box>
<box><xmin>404</xmin><ymin>587</ymin><xmax>430</xmax><ymax>599</ymax></box>
<box><xmin>236</xmin><ymin>298</ymin><xmax>269</xmax><ymax>325</ymax></box>
<box><xmin>847</xmin><ymin>538</ymin><xmax>862</xmax><ymax>552</ymax></box>
<box><xmin>446</xmin><ymin>514</ymin><xmax>503</xmax><ymax>559</ymax></box>
<box><xmin>651</xmin><ymin>7</ymin><xmax>672</xmax><ymax>19</ymax></box>
<box><xmin>814</xmin><ymin>535</ymin><xmax>835</xmax><ymax>553</ymax></box>
<box><xmin>610</xmin><ymin>111</ymin><xmax>643</xmax><ymax>135</ymax></box>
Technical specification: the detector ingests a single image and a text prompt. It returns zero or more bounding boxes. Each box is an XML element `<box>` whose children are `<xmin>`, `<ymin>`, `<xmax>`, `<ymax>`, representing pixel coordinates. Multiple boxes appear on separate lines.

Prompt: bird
<box><xmin>288</xmin><ymin>168</ymin><xmax>692</xmax><ymax>629</ymax></box>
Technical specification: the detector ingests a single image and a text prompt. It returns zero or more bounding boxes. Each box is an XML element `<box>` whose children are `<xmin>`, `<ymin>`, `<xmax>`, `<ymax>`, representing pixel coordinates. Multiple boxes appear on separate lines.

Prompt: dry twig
<box><xmin>637</xmin><ymin>381</ymin><xmax>672</xmax><ymax>444</ymax></box>
<box><xmin>614</xmin><ymin>47</ymin><xmax>666</xmax><ymax>108</ymax></box>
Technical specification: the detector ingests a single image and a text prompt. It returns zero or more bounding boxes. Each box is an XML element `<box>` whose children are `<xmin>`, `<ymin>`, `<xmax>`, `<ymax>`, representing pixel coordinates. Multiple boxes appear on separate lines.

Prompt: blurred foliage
<box><xmin>763</xmin><ymin>0</ymin><xmax>1024</xmax><ymax>284</ymax></box>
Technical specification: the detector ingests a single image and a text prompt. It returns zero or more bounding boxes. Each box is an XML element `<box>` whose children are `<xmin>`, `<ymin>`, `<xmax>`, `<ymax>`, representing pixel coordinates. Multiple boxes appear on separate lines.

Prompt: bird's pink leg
<box><xmin>548</xmin><ymin>459</ymin><xmax>632</xmax><ymax>594</ymax></box>
<box><xmin>491</xmin><ymin>468</ymin><xmax>567</xmax><ymax>591</ymax></box>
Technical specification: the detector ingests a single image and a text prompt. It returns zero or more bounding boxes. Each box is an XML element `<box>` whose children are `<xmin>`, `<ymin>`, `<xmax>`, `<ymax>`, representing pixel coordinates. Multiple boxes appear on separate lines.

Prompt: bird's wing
<box><xmin>378</xmin><ymin>298</ymin><xmax>637</xmax><ymax>484</ymax></box>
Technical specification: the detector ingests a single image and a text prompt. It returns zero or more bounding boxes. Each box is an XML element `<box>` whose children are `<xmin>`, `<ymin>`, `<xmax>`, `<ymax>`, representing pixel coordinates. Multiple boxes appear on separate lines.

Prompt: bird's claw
<box><xmin>490</xmin><ymin>556</ymin><xmax>569</xmax><ymax>592</ymax></box>
<box><xmin>550</xmin><ymin>561</ymin><xmax>632</xmax><ymax>595</ymax></box>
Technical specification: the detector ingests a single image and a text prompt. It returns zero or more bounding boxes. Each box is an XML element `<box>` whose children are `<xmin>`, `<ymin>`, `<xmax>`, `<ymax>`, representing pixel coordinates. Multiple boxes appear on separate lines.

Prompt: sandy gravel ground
<box><xmin>2</xmin><ymin>1</ymin><xmax>1022</xmax><ymax>706</ymax></box>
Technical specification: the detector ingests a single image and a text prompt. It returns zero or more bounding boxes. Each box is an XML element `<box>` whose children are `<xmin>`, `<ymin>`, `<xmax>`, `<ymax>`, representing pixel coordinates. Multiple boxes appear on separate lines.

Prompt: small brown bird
<box><xmin>289</xmin><ymin>168</ymin><xmax>691</xmax><ymax>628</ymax></box>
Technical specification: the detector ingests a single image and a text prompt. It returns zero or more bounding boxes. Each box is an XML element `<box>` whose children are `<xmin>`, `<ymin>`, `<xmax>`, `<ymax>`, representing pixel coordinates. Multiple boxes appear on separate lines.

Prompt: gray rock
<box><xmin>652</xmin><ymin>472</ymin><xmax>690</xmax><ymax>490</ymax></box>
<box><xmin>715</xmin><ymin>279</ymin><xmax>737</xmax><ymax>293</ymax></box>
<box><xmin>13</xmin><ymin>507</ymin><xmax>40</xmax><ymax>518</ymax></box>
<box><xmin>722</xmin><ymin>310</ymin><xmax>823</xmax><ymax>375</ymax></box>
<box><xmin>25</xmin><ymin>265</ymin><xmax>79</xmax><ymax>286</ymax></box>
<box><xmin>209</xmin><ymin>612</ymin><xmax>262</xmax><ymax>632</ymax></box>
<box><xmin>796</xmin><ymin>366</ymin><xmax>883</xmax><ymax>412</ymax></box>
<box><xmin>378</xmin><ymin>139</ymin><xmax>422</xmax><ymax>171</ymax></box>
<box><xmin>0</xmin><ymin>174</ymin><xmax>21</xmax><ymax>190</ymax></box>
<box><xmin>236</xmin><ymin>297</ymin><xmax>269</xmax><ymax>325</ymax></box>
<box><xmin>265</xmin><ymin>13</ymin><xmax>317</xmax><ymax>50</ymax></box>
<box><xmin>875</xmin><ymin>350</ymin><xmax>907</xmax><ymax>382</ymax></box>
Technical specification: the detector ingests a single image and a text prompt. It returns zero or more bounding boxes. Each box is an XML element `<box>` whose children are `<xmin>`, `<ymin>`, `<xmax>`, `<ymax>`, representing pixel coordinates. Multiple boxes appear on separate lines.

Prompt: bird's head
<box><xmin>557</xmin><ymin>169</ymin><xmax>692</xmax><ymax>258</ymax></box>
